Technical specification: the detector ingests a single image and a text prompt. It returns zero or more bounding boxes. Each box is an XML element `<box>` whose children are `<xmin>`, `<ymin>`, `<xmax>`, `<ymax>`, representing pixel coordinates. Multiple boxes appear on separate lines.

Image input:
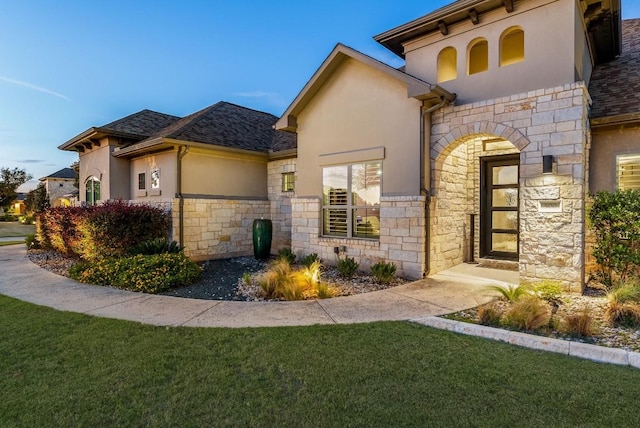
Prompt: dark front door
<box><xmin>481</xmin><ymin>155</ymin><xmax>519</xmax><ymax>260</ymax></box>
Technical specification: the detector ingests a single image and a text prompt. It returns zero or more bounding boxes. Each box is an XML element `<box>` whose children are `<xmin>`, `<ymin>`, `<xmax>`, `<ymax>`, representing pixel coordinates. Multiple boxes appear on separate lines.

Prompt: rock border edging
<box><xmin>411</xmin><ymin>316</ymin><xmax>640</xmax><ymax>369</ymax></box>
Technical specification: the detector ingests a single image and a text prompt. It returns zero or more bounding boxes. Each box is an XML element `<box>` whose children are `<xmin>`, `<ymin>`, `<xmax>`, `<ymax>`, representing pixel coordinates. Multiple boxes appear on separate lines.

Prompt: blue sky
<box><xmin>2</xmin><ymin>1</ymin><xmax>639</xmax><ymax>191</ymax></box>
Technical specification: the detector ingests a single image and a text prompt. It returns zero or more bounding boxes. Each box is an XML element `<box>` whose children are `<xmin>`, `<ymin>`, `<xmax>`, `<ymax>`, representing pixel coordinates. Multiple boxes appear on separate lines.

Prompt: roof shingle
<box><xmin>100</xmin><ymin>109</ymin><xmax>181</xmax><ymax>136</ymax></box>
<box><xmin>41</xmin><ymin>167</ymin><xmax>76</xmax><ymax>180</ymax></box>
<box><xmin>589</xmin><ymin>19</ymin><xmax>640</xmax><ymax>119</ymax></box>
<box><xmin>141</xmin><ymin>101</ymin><xmax>296</xmax><ymax>153</ymax></box>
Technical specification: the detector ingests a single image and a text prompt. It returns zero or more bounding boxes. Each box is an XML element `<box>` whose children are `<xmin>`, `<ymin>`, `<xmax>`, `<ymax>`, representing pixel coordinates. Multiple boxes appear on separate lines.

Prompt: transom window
<box><xmin>322</xmin><ymin>161</ymin><xmax>381</xmax><ymax>239</ymax></box>
<box><xmin>85</xmin><ymin>176</ymin><xmax>101</xmax><ymax>206</ymax></box>
<box><xmin>617</xmin><ymin>154</ymin><xmax>640</xmax><ymax>190</ymax></box>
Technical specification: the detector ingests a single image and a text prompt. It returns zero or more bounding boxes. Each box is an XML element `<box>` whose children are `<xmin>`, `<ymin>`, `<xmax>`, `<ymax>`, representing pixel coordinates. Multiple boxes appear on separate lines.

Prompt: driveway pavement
<box><xmin>0</xmin><ymin>245</ymin><xmax>516</xmax><ymax>328</ymax></box>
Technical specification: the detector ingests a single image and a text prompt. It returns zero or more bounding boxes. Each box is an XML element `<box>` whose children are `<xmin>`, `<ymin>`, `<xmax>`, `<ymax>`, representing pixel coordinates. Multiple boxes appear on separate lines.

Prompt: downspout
<box><xmin>176</xmin><ymin>146</ymin><xmax>189</xmax><ymax>247</ymax></box>
<box><xmin>420</xmin><ymin>96</ymin><xmax>454</xmax><ymax>278</ymax></box>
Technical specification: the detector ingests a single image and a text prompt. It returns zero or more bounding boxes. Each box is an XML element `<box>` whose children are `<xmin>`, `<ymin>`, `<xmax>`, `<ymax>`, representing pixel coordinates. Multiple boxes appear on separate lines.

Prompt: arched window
<box><xmin>437</xmin><ymin>47</ymin><xmax>457</xmax><ymax>83</ymax></box>
<box><xmin>85</xmin><ymin>176</ymin><xmax>101</xmax><ymax>206</ymax></box>
<box><xmin>500</xmin><ymin>27</ymin><xmax>524</xmax><ymax>66</ymax></box>
<box><xmin>468</xmin><ymin>38</ymin><xmax>489</xmax><ymax>75</ymax></box>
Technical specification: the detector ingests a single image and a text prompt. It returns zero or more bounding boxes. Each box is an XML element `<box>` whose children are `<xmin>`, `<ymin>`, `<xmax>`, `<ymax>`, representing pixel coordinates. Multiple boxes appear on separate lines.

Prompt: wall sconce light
<box><xmin>542</xmin><ymin>155</ymin><xmax>554</xmax><ymax>174</ymax></box>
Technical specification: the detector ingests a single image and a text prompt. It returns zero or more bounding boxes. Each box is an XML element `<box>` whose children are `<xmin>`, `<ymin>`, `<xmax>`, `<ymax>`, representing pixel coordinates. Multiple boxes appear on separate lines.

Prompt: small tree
<box><xmin>0</xmin><ymin>167</ymin><xmax>32</xmax><ymax>212</ymax></box>
<box><xmin>588</xmin><ymin>190</ymin><xmax>640</xmax><ymax>288</ymax></box>
<box><xmin>25</xmin><ymin>182</ymin><xmax>50</xmax><ymax>214</ymax></box>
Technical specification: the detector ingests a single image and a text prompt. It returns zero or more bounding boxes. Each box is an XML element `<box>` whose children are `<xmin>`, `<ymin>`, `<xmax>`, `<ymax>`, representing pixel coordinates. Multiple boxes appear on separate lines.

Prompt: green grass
<box><xmin>0</xmin><ymin>240</ymin><xmax>24</xmax><ymax>247</ymax></box>
<box><xmin>2</xmin><ymin>295</ymin><xmax>640</xmax><ymax>427</ymax></box>
<box><xmin>0</xmin><ymin>222</ymin><xmax>35</xmax><ymax>238</ymax></box>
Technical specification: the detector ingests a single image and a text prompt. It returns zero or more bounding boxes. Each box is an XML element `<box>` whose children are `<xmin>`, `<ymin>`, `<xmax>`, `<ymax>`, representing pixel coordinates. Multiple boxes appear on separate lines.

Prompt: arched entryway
<box><xmin>429</xmin><ymin>122</ymin><xmax>530</xmax><ymax>274</ymax></box>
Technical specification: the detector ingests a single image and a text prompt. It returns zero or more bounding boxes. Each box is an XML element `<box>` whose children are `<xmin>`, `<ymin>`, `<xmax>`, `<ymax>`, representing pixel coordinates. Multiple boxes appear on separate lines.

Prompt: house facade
<box><xmin>60</xmin><ymin>0</ymin><xmax>637</xmax><ymax>290</ymax></box>
<box><xmin>276</xmin><ymin>0</ymin><xmax>629</xmax><ymax>289</ymax></box>
<box><xmin>39</xmin><ymin>168</ymin><xmax>77</xmax><ymax>207</ymax></box>
<box><xmin>59</xmin><ymin>102</ymin><xmax>297</xmax><ymax>260</ymax></box>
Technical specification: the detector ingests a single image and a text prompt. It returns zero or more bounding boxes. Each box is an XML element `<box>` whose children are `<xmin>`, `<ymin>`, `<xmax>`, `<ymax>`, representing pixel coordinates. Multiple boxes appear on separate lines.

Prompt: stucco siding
<box><xmin>590</xmin><ymin>126</ymin><xmax>640</xmax><ymax>193</ymax></box>
<box><xmin>404</xmin><ymin>0</ymin><xmax>577</xmax><ymax>105</ymax></box>
<box><xmin>295</xmin><ymin>57</ymin><xmax>423</xmax><ymax>197</ymax></box>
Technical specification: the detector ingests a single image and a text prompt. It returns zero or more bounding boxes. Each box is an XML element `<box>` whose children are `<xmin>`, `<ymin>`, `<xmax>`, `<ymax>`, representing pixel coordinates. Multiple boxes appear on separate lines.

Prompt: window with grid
<box><xmin>282</xmin><ymin>172</ymin><xmax>295</xmax><ymax>192</ymax></box>
<box><xmin>617</xmin><ymin>154</ymin><xmax>640</xmax><ymax>190</ymax></box>
<box><xmin>322</xmin><ymin>161</ymin><xmax>381</xmax><ymax>239</ymax></box>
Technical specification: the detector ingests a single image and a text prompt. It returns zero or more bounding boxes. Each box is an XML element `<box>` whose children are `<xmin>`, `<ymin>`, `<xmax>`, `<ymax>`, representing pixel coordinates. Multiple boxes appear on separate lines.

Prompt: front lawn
<box><xmin>2</xmin><ymin>295</ymin><xmax>640</xmax><ymax>426</ymax></box>
<box><xmin>0</xmin><ymin>222</ymin><xmax>35</xmax><ymax>238</ymax></box>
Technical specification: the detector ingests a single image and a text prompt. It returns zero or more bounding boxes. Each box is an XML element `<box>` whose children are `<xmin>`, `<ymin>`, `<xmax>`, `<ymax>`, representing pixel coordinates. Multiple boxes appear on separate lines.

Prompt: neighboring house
<box><xmin>59</xmin><ymin>102</ymin><xmax>297</xmax><ymax>260</ymax></box>
<box><xmin>59</xmin><ymin>0</ymin><xmax>635</xmax><ymax>290</ymax></box>
<box><xmin>39</xmin><ymin>168</ymin><xmax>78</xmax><ymax>207</ymax></box>
<box><xmin>9</xmin><ymin>193</ymin><xmax>26</xmax><ymax>215</ymax></box>
<box><xmin>275</xmin><ymin>0</ymin><xmax>628</xmax><ymax>289</ymax></box>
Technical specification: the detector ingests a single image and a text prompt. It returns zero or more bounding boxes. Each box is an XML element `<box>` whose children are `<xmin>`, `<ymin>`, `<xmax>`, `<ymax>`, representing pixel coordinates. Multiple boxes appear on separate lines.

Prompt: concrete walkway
<box><xmin>0</xmin><ymin>245</ymin><xmax>517</xmax><ymax>328</ymax></box>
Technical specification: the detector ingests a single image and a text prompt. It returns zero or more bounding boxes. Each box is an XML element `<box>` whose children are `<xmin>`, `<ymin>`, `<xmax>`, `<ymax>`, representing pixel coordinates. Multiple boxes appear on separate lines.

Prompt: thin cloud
<box><xmin>234</xmin><ymin>91</ymin><xmax>287</xmax><ymax>109</ymax></box>
<box><xmin>18</xmin><ymin>159</ymin><xmax>45</xmax><ymax>163</ymax></box>
<box><xmin>0</xmin><ymin>76</ymin><xmax>70</xmax><ymax>101</ymax></box>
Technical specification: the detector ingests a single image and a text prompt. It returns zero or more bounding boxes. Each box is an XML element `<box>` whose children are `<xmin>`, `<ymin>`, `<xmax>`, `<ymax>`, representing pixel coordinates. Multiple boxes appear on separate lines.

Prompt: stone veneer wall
<box><xmin>267</xmin><ymin>158</ymin><xmax>296</xmax><ymax>251</ymax></box>
<box><xmin>430</xmin><ymin>82</ymin><xmax>590</xmax><ymax>290</ymax></box>
<box><xmin>291</xmin><ymin>195</ymin><xmax>426</xmax><ymax>280</ymax></box>
<box><xmin>171</xmin><ymin>198</ymin><xmax>269</xmax><ymax>261</ymax></box>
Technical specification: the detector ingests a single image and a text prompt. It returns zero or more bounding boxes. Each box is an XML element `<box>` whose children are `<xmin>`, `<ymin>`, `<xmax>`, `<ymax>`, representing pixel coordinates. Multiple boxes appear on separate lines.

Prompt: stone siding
<box><xmin>291</xmin><ymin>196</ymin><xmax>426</xmax><ymax>280</ymax></box>
<box><xmin>267</xmin><ymin>158</ymin><xmax>296</xmax><ymax>251</ymax></box>
<box><xmin>430</xmin><ymin>82</ymin><xmax>590</xmax><ymax>290</ymax></box>
<box><xmin>171</xmin><ymin>198</ymin><xmax>269</xmax><ymax>261</ymax></box>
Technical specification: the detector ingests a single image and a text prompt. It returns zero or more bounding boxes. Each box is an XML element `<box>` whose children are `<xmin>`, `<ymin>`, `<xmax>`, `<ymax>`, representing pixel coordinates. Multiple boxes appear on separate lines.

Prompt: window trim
<box><xmin>500</xmin><ymin>27</ymin><xmax>525</xmax><ymax>67</ymax></box>
<box><xmin>437</xmin><ymin>46</ymin><xmax>458</xmax><ymax>83</ymax></box>
<box><xmin>468</xmin><ymin>38</ymin><xmax>489</xmax><ymax>75</ymax></box>
<box><xmin>85</xmin><ymin>176</ymin><xmax>101</xmax><ymax>206</ymax></box>
<box><xmin>322</xmin><ymin>161</ymin><xmax>381</xmax><ymax>240</ymax></box>
<box><xmin>138</xmin><ymin>172</ymin><xmax>146</xmax><ymax>190</ymax></box>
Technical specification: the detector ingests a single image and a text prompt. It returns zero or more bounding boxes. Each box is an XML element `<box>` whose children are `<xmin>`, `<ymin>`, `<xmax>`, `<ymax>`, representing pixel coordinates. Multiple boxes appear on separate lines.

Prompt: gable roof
<box><xmin>59</xmin><ymin>109</ymin><xmax>180</xmax><ymax>151</ymax></box>
<box><xmin>114</xmin><ymin>102</ymin><xmax>297</xmax><ymax>157</ymax></box>
<box><xmin>275</xmin><ymin>43</ymin><xmax>455</xmax><ymax>132</ymax></box>
<box><xmin>590</xmin><ymin>19</ymin><xmax>640</xmax><ymax>124</ymax></box>
<box><xmin>40</xmin><ymin>167</ymin><xmax>76</xmax><ymax>181</ymax></box>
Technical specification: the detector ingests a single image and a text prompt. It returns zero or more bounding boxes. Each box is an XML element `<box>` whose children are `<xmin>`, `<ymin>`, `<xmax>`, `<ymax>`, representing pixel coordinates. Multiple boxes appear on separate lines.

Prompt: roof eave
<box><xmin>591</xmin><ymin>112</ymin><xmax>640</xmax><ymax>128</ymax></box>
<box><xmin>373</xmin><ymin>0</ymin><xmax>493</xmax><ymax>57</ymax></box>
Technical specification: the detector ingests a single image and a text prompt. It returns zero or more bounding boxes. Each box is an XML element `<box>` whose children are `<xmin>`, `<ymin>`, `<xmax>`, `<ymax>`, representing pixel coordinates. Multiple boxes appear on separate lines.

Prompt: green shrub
<box><xmin>277</xmin><ymin>247</ymin><xmax>296</xmax><ymax>264</ymax></box>
<box><xmin>68</xmin><ymin>253</ymin><xmax>201</xmax><ymax>293</ymax></box>
<box><xmin>24</xmin><ymin>234</ymin><xmax>39</xmax><ymax>250</ymax></box>
<box><xmin>588</xmin><ymin>190</ymin><xmax>640</xmax><ymax>288</ymax></box>
<box><xmin>300</xmin><ymin>253</ymin><xmax>321</xmax><ymax>267</ymax></box>
<box><xmin>242</xmin><ymin>272</ymin><xmax>252</xmax><ymax>286</ymax></box>
<box><xmin>130</xmin><ymin>238</ymin><xmax>182</xmax><ymax>255</ymax></box>
<box><xmin>371</xmin><ymin>261</ymin><xmax>397</xmax><ymax>284</ymax></box>
<box><xmin>503</xmin><ymin>295</ymin><xmax>550</xmax><ymax>331</ymax></box>
<box><xmin>337</xmin><ymin>256</ymin><xmax>359</xmax><ymax>279</ymax></box>
<box><xmin>19</xmin><ymin>215</ymin><xmax>35</xmax><ymax>225</ymax></box>
<box><xmin>485</xmin><ymin>283</ymin><xmax>531</xmax><ymax>303</ymax></box>
<box><xmin>606</xmin><ymin>280</ymin><xmax>640</xmax><ymax>305</ymax></box>
<box><xmin>533</xmin><ymin>280</ymin><xmax>564</xmax><ymax>303</ymax></box>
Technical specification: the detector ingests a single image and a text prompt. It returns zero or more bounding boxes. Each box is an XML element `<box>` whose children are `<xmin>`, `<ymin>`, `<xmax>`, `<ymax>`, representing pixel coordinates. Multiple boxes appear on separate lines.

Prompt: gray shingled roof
<box><xmin>100</xmin><ymin>109</ymin><xmax>181</xmax><ymax>136</ymax></box>
<box><xmin>589</xmin><ymin>19</ymin><xmax>640</xmax><ymax>119</ymax></box>
<box><xmin>140</xmin><ymin>101</ymin><xmax>296</xmax><ymax>153</ymax></box>
<box><xmin>41</xmin><ymin>167</ymin><xmax>76</xmax><ymax>180</ymax></box>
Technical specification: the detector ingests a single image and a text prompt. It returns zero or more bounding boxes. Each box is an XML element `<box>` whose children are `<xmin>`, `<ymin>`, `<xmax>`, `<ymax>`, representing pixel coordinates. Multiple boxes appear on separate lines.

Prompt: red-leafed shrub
<box><xmin>37</xmin><ymin>201</ymin><xmax>170</xmax><ymax>260</ymax></box>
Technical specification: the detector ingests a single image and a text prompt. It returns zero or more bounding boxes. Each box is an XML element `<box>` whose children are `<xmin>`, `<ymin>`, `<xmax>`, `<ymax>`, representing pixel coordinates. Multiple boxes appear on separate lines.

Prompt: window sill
<box><xmin>137</xmin><ymin>190</ymin><xmax>147</xmax><ymax>197</ymax></box>
<box><xmin>149</xmin><ymin>189</ymin><xmax>161</xmax><ymax>196</ymax></box>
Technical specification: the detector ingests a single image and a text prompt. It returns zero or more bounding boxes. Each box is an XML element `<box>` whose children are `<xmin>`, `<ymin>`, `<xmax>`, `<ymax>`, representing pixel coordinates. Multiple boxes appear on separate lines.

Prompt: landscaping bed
<box><xmin>445</xmin><ymin>284</ymin><xmax>640</xmax><ymax>352</ymax></box>
<box><xmin>27</xmin><ymin>250</ymin><xmax>408</xmax><ymax>301</ymax></box>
